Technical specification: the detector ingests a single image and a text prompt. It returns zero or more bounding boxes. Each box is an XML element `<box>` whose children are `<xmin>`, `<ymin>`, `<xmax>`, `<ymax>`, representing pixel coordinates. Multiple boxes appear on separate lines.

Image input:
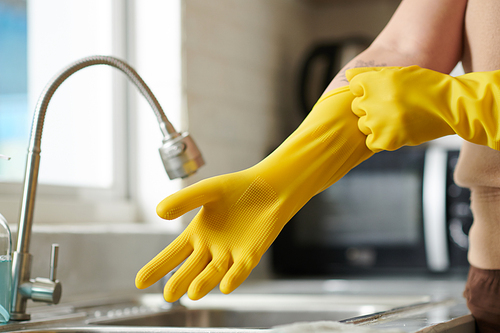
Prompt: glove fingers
<box><xmin>351</xmin><ymin>96</ymin><xmax>366</xmax><ymax>118</ymax></box>
<box><xmin>351</xmin><ymin>93</ymin><xmax>372</xmax><ymax>136</ymax></box>
<box><xmin>358</xmin><ymin>115</ymin><xmax>386</xmax><ymax>152</ymax></box>
<box><xmin>219</xmin><ymin>259</ymin><xmax>255</xmax><ymax>295</ymax></box>
<box><xmin>187</xmin><ymin>255</ymin><xmax>230</xmax><ymax>300</ymax></box>
<box><xmin>356</xmin><ymin>114</ymin><xmax>372</xmax><ymax>136</ymax></box>
<box><xmin>164</xmin><ymin>248</ymin><xmax>211</xmax><ymax>302</ymax></box>
<box><xmin>348</xmin><ymin>76</ymin><xmax>365</xmax><ymax>98</ymax></box>
<box><xmin>365</xmin><ymin>134</ymin><xmax>384</xmax><ymax>153</ymax></box>
<box><xmin>348</xmin><ymin>66</ymin><xmax>404</xmax><ymax>97</ymax></box>
<box><xmin>157</xmin><ymin>178</ymin><xmax>221</xmax><ymax>220</ymax></box>
<box><xmin>135</xmin><ymin>234</ymin><xmax>192</xmax><ymax>290</ymax></box>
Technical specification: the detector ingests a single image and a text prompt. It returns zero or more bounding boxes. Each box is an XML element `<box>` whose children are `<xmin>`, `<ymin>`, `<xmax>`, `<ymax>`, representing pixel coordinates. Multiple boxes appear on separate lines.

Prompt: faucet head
<box><xmin>159</xmin><ymin>132</ymin><xmax>205</xmax><ymax>179</ymax></box>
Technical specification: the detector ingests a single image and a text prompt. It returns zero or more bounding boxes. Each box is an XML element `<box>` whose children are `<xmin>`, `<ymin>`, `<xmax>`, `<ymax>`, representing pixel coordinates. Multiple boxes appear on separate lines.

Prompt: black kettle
<box><xmin>298</xmin><ymin>37</ymin><xmax>371</xmax><ymax>117</ymax></box>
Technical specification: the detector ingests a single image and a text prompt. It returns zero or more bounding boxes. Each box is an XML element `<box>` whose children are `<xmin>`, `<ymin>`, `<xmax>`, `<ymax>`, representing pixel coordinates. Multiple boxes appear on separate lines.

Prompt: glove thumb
<box><xmin>346</xmin><ymin>67</ymin><xmax>385</xmax><ymax>97</ymax></box>
<box><xmin>156</xmin><ymin>177</ymin><xmax>221</xmax><ymax>220</ymax></box>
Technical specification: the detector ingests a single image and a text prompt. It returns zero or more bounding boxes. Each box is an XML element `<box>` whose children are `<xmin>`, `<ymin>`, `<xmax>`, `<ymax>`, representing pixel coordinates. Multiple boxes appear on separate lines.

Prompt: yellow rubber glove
<box><xmin>346</xmin><ymin>65</ymin><xmax>500</xmax><ymax>152</ymax></box>
<box><xmin>135</xmin><ymin>86</ymin><xmax>373</xmax><ymax>302</ymax></box>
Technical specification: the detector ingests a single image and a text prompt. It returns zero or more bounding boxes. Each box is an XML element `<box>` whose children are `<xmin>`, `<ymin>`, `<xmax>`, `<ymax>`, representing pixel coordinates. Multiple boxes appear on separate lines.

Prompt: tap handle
<box><xmin>28</xmin><ymin>277</ymin><xmax>62</xmax><ymax>304</ymax></box>
<box><xmin>50</xmin><ymin>243</ymin><xmax>59</xmax><ymax>282</ymax></box>
<box><xmin>19</xmin><ymin>244</ymin><xmax>62</xmax><ymax>304</ymax></box>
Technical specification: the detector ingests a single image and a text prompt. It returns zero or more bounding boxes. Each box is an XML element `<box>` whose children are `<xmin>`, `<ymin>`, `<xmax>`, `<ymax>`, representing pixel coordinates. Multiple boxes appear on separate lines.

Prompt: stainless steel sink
<box><xmin>93</xmin><ymin>307</ymin><xmax>361</xmax><ymax>328</ymax></box>
<box><xmin>0</xmin><ymin>290</ymin><xmax>469</xmax><ymax>333</ymax></box>
<box><xmin>87</xmin><ymin>294</ymin><xmax>431</xmax><ymax>329</ymax></box>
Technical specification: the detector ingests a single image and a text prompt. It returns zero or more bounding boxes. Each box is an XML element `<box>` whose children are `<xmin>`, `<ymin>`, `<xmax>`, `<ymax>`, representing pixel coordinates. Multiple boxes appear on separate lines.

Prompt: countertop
<box><xmin>0</xmin><ymin>277</ymin><xmax>472</xmax><ymax>333</ymax></box>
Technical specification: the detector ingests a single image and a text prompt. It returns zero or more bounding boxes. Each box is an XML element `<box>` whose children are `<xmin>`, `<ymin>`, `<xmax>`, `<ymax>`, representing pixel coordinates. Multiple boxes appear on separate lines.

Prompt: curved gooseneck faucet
<box><xmin>11</xmin><ymin>55</ymin><xmax>204</xmax><ymax>320</ymax></box>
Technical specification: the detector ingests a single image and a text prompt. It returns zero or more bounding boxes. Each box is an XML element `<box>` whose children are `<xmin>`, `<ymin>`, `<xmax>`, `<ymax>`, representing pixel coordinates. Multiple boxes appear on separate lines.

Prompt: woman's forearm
<box><xmin>323</xmin><ymin>0</ymin><xmax>467</xmax><ymax>94</ymax></box>
<box><xmin>324</xmin><ymin>45</ymin><xmax>422</xmax><ymax>92</ymax></box>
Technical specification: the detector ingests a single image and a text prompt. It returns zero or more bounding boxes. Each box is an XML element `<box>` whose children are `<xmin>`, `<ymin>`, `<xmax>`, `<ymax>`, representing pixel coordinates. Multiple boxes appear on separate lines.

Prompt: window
<box><xmin>0</xmin><ymin>0</ymin><xmax>28</xmax><ymax>182</ymax></box>
<box><xmin>0</xmin><ymin>0</ymin><xmax>183</xmax><ymax>228</ymax></box>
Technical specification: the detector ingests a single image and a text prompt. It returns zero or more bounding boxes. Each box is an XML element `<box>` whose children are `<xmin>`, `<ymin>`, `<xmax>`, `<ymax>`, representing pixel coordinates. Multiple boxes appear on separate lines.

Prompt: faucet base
<box><xmin>10</xmin><ymin>312</ymin><xmax>30</xmax><ymax>321</ymax></box>
<box><xmin>11</xmin><ymin>251</ymin><xmax>32</xmax><ymax>320</ymax></box>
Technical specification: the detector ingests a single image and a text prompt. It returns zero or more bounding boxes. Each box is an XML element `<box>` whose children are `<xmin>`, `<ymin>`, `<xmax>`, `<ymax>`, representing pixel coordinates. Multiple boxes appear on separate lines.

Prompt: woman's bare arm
<box><xmin>324</xmin><ymin>0</ymin><xmax>467</xmax><ymax>93</ymax></box>
<box><xmin>454</xmin><ymin>0</ymin><xmax>500</xmax><ymax>270</ymax></box>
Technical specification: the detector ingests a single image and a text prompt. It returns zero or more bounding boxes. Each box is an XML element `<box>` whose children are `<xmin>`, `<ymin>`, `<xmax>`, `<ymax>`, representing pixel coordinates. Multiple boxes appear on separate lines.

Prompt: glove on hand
<box><xmin>346</xmin><ymin>65</ymin><xmax>500</xmax><ymax>152</ymax></box>
<box><xmin>135</xmin><ymin>86</ymin><xmax>373</xmax><ymax>302</ymax></box>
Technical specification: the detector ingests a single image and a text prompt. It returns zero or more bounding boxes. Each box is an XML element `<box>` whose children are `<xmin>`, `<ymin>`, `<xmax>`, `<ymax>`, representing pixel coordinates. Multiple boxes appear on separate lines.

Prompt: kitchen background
<box><xmin>0</xmin><ymin>0</ymin><xmax>465</xmax><ymax>302</ymax></box>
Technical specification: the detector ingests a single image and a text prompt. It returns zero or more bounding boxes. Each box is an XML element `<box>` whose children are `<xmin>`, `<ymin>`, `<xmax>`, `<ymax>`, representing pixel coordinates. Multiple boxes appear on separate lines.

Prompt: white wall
<box><xmin>182</xmin><ymin>0</ymin><xmax>309</xmax><ymax>186</ymax></box>
<box><xmin>128</xmin><ymin>0</ymin><xmax>184</xmax><ymax>228</ymax></box>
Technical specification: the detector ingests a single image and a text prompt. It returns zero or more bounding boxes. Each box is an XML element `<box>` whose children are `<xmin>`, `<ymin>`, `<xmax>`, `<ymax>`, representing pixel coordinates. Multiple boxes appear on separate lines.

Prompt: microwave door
<box><xmin>272</xmin><ymin>147</ymin><xmax>429</xmax><ymax>276</ymax></box>
<box><xmin>423</xmin><ymin>147</ymin><xmax>450</xmax><ymax>272</ymax></box>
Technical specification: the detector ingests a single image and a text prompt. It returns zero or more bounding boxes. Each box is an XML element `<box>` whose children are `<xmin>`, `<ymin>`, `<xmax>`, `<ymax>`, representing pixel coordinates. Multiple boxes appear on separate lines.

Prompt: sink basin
<box><xmin>0</xmin><ymin>292</ymin><xmax>468</xmax><ymax>333</ymax></box>
<box><xmin>88</xmin><ymin>294</ymin><xmax>431</xmax><ymax>329</ymax></box>
<box><xmin>94</xmin><ymin>307</ymin><xmax>362</xmax><ymax>328</ymax></box>
<box><xmin>0</xmin><ymin>278</ymin><xmax>470</xmax><ymax>333</ymax></box>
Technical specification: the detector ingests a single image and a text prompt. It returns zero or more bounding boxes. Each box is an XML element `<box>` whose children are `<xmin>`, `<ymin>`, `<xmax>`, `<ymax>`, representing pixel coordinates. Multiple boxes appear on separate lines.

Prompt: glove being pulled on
<box><xmin>346</xmin><ymin>65</ymin><xmax>500</xmax><ymax>152</ymax></box>
<box><xmin>135</xmin><ymin>86</ymin><xmax>373</xmax><ymax>302</ymax></box>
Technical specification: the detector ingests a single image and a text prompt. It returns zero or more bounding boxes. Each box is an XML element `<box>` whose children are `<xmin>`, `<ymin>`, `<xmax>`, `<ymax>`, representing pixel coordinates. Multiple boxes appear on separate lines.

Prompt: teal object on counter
<box><xmin>0</xmin><ymin>213</ymin><xmax>11</xmax><ymax>323</ymax></box>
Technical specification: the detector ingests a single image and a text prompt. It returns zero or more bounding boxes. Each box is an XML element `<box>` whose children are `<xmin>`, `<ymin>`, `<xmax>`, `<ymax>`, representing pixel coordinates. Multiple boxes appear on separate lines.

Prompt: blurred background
<box><xmin>0</xmin><ymin>0</ymin><xmax>469</xmax><ymax>299</ymax></box>
<box><xmin>0</xmin><ymin>0</ymin><xmax>406</xmax><ymax>226</ymax></box>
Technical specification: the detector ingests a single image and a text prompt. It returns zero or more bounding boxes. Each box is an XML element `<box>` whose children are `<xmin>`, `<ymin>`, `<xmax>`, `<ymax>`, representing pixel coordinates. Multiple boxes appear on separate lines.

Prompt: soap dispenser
<box><xmin>0</xmin><ymin>213</ymin><xmax>11</xmax><ymax>323</ymax></box>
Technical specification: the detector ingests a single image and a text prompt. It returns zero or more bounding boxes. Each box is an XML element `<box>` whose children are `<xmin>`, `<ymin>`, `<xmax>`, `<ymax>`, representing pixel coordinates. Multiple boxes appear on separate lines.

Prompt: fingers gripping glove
<box><xmin>135</xmin><ymin>86</ymin><xmax>373</xmax><ymax>302</ymax></box>
<box><xmin>346</xmin><ymin>65</ymin><xmax>500</xmax><ymax>152</ymax></box>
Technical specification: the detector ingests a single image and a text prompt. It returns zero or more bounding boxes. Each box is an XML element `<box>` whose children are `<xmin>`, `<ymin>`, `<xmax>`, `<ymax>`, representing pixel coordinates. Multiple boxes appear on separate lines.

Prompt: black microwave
<box><xmin>272</xmin><ymin>145</ymin><xmax>472</xmax><ymax>277</ymax></box>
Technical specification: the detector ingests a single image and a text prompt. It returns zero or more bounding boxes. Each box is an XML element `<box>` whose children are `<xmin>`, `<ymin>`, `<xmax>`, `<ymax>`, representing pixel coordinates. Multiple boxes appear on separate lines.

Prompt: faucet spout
<box><xmin>10</xmin><ymin>55</ymin><xmax>204</xmax><ymax>320</ymax></box>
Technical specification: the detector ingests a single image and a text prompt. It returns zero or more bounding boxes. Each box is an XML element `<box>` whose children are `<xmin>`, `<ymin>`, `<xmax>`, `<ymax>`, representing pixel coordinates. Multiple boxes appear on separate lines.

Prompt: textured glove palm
<box><xmin>135</xmin><ymin>86</ymin><xmax>373</xmax><ymax>302</ymax></box>
<box><xmin>346</xmin><ymin>65</ymin><xmax>500</xmax><ymax>152</ymax></box>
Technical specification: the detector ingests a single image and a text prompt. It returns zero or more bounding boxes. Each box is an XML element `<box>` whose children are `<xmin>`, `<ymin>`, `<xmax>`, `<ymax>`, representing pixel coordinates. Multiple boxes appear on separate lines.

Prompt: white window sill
<box><xmin>1</xmin><ymin>197</ymin><xmax>183</xmax><ymax>233</ymax></box>
<box><xmin>9</xmin><ymin>222</ymin><xmax>182</xmax><ymax>236</ymax></box>
<box><xmin>0</xmin><ymin>196</ymin><xmax>137</xmax><ymax>225</ymax></box>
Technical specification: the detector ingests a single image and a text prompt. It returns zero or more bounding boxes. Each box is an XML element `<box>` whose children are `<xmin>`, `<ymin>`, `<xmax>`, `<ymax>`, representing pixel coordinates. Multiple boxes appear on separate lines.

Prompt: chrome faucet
<box><xmin>10</xmin><ymin>55</ymin><xmax>204</xmax><ymax>321</ymax></box>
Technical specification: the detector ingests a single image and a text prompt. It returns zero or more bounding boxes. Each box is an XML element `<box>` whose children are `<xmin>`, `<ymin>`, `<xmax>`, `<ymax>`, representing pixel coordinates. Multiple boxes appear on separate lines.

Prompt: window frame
<box><xmin>0</xmin><ymin>0</ymin><xmax>184</xmax><ymax>226</ymax></box>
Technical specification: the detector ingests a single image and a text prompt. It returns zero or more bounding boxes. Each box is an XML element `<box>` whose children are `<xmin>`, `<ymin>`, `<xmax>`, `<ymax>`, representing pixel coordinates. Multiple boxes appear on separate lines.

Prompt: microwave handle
<box><xmin>422</xmin><ymin>146</ymin><xmax>450</xmax><ymax>272</ymax></box>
